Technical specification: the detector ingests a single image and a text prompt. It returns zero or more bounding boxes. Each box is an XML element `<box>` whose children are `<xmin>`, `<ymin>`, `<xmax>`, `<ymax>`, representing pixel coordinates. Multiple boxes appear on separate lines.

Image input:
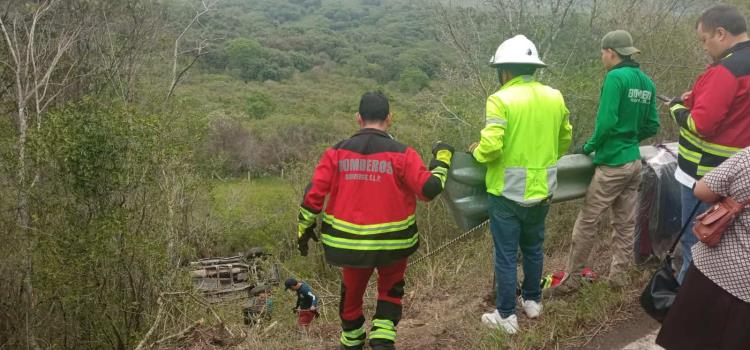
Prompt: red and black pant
<box><xmin>339</xmin><ymin>258</ymin><xmax>407</xmax><ymax>349</ymax></box>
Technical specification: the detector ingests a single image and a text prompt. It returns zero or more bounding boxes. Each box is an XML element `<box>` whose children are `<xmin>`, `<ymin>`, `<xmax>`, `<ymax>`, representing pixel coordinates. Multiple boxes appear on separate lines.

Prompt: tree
<box><xmin>264</xmin><ymin>3</ymin><xmax>303</xmax><ymax>23</ymax></box>
<box><xmin>428</xmin><ymin>0</ymin><xmax>703</xmax><ymax>144</ymax></box>
<box><xmin>289</xmin><ymin>0</ymin><xmax>322</xmax><ymax>8</ymax></box>
<box><xmin>225</xmin><ymin>38</ymin><xmax>294</xmax><ymax>82</ymax></box>
<box><xmin>166</xmin><ymin>0</ymin><xmax>220</xmax><ymax>100</ymax></box>
<box><xmin>93</xmin><ymin>1</ymin><xmax>168</xmax><ymax>103</ymax></box>
<box><xmin>246</xmin><ymin>92</ymin><xmax>276</xmax><ymax>119</ymax></box>
<box><xmin>0</xmin><ymin>2</ymin><xmax>83</xmax><ymax>347</ymax></box>
<box><xmin>227</xmin><ymin>38</ymin><xmax>266</xmax><ymax>82</ymax></box>
<box><xmin>399</xmin><ymin>66</ymin><xmax>430</xmax><ymax>92</ymax></box>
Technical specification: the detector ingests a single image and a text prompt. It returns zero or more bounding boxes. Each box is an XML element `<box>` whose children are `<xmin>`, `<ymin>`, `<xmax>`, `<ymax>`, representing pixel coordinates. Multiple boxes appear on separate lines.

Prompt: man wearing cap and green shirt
<box><xmin>548</xmin><ymin>30</ymin><xmax>660</xmax><ymax>296</ymax></box>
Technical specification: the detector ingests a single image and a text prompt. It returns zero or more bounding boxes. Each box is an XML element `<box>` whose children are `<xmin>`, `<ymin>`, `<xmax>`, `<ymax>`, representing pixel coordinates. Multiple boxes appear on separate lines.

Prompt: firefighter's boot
<box><xmin>368</xmin><ymin>300</ymin><xmax>400</xmax><ymax>350</ymax></box>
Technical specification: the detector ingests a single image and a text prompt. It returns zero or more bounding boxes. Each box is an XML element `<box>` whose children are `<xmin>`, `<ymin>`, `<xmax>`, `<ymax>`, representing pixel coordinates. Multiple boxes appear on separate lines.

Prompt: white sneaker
<box><xmin>481</xmin><ymin>310</ymin><xmax>519</xmax><ymax>334</ymax></box>
<box><xmin>520</xmin><ymin>298</ymin><xmax>542</xmax><ymax>319</ymax></box>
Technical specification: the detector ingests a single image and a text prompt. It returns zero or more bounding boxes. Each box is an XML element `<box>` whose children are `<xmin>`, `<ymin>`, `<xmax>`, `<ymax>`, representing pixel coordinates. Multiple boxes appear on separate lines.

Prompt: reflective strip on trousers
<box><xmin>372</xmin><ymin>319</ymin><xmax>394</xmax><ymax>329</ymax></box>
<box><xmin>370</xmin><ymin>318</ymin><xmax>396</xmax><ymax>342</ymax></box>
<box><xmin>340</xmin><ymin>326</ymin><xmax>366</xmax><ymax>347</ymax></box>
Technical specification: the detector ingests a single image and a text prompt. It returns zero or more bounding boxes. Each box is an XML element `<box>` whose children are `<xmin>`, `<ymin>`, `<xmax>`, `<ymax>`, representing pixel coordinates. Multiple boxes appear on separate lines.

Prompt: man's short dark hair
<box><xmin>697</xmin><ymin>4</ymin><xmax>748</xmax><ymax>35</ymax></box>
<box><xmin>497</xmin><ymin>64</ymin><xmax>537</xmax><ymax>77</ymax></box>
<box><xmin>358</xmin><ymin>92</ymin><xmax>389</xmax><ymax>122</ymax></box>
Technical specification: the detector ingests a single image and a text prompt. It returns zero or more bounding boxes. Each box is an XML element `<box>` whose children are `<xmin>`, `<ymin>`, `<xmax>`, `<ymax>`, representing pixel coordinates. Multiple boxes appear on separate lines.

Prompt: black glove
<box><xmin>432</xmin><ymin>141</ymin><xmax>455</xmax><ymax>157</ymax></box>
<box><xmin>297</xmin><ymin>223</ymin><xmax>318</xmax><ymax>257</ymax></box>
<box><xmin>668</xmin><ymin>97</ymin><xmax>684</xmax><ymax>108</ymax></box>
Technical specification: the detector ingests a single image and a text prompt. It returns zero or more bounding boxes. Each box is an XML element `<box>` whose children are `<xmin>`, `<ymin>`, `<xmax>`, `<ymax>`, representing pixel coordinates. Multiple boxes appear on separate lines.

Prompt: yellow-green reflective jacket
<box><xmin>472</xmin><ymin>75</ymin><xmax>572</xmax><ymax>205</ymax></box>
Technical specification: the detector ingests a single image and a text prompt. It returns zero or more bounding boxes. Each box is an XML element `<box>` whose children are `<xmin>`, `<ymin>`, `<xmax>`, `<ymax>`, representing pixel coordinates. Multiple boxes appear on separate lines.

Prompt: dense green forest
<box><xmin>1</xmin><ymin>0</ymin><xmax>748</xmax><ymax>349</ymax></box>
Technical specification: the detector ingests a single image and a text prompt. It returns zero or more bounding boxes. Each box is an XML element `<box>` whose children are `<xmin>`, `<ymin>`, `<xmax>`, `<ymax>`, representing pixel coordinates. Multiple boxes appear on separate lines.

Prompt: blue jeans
<box><xmin>677</xmin><ymin>185</ymin><xmax>710</xmax><ymax>284</ymax></box>
<box><xmin>488</xmin><ymin>194</ymin><xmax>549</xmax><ymax>318</ymax></box>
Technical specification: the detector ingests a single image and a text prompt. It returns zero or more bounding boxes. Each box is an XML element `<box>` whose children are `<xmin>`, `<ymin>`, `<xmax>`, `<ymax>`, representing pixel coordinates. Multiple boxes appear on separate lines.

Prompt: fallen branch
<box><xmin>134</xmin><ymin>291</ymin><xmax>234</xmax><ymax>349</ymax></box>
<box><xmin>154</xmin><ymin>318</ymin><xmax>204</xmax><ymax>346</ymax></box>
<box><xmin>134</xmin><ymin>296</ymin><xmax>166</xmax><ymax>350</ymax></box>
<box><xmin>184</xmin><ymin>293</ymin><xmax>235</xmax><ymax>339</ymax></box>
<box><xmin>262</xmin><ymin>321</ymin><xmax>278</xmax><ymax>335</ymax></box>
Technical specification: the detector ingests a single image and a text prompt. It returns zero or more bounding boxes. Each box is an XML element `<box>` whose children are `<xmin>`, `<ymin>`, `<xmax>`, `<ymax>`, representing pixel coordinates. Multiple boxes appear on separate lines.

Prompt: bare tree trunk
<box><xmin>165</xmin><ymin>0</ymin><xmax>218</xmax><ymax>101</ymax></box>
<box><xmin>16</xmin><ymin>106</ymin><xmax>38</xmax><ymax>350</ymax></box>
<box><xmin>0</xmin><ymin>1</ymin><xmax>82</xmax><ymax>347</ymax></box>
<box><xmin>3</xmin><ymin>14</ymin><xmax>36</xmax><ymax>349</ymax></box>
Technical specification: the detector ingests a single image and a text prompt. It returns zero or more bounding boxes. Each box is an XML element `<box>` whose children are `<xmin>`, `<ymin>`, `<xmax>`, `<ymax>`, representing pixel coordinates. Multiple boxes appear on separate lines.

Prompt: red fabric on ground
<box><xmin>340</xmin><ymin>258</ymin><xmax>407</xmax><ymax>321</ymax></box>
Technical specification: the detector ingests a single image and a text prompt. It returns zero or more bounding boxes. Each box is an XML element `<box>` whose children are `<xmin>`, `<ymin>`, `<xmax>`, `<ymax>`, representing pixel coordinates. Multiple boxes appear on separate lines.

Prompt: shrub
<box><xmin>398</xmin><ymin>66</ymin><xmax>430</xmax><ymax>92</ymax></box>
<box><xmin>245</xmin><ymin>92</ymin><xmax>276</xmax><ymax>119</ymax></box>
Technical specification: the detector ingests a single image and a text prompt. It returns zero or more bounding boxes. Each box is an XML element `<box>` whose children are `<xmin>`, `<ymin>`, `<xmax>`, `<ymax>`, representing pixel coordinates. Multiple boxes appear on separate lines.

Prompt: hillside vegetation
<box><xmin>1</xmin><ymin>0</ymin><xmax>748</xmax><ymax>349</ymax></box>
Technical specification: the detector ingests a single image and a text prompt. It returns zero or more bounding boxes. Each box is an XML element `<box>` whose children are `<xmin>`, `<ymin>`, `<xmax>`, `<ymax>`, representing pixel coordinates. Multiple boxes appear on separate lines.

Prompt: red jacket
<box><xmin>300</xmin><ymin>129</ymin><xmax>446</xmax><ymax>268</ymax></box>
<box><xmin>672</xmin><ymin>40</ymin><xmax>750</xmax><ymax>179</ymax></box>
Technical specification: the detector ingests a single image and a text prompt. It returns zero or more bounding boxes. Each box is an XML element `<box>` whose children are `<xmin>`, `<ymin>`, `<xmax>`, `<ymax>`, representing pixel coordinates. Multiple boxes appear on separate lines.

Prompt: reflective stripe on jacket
<box><xmin>671</xmin><ymin>40</ymin><xmax>750</xmax><ymax>179</ymax></box>
<box><xmin>299</xmin><ymin>129</ymin><xmax>445</xmax><ymax>268</ymax></box>
<box><xmin>472</xmin><ymin>75</ymin><xmax>572</xmax><ymax>205</ymax></box>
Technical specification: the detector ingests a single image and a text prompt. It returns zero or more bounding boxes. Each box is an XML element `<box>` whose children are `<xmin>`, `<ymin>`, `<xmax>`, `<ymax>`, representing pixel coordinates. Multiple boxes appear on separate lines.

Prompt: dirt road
<box><xmin>581</xmin><ymin>308</ymin><xmax>663</xmax><ymax>350</ymax></box>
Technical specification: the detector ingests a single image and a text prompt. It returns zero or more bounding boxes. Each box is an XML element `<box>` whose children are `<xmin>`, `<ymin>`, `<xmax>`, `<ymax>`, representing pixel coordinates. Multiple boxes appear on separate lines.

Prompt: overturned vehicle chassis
<box><xmin>190</xmin><ymin>247</ymin><xmax>281</xmax><ymax>298</ymax></box>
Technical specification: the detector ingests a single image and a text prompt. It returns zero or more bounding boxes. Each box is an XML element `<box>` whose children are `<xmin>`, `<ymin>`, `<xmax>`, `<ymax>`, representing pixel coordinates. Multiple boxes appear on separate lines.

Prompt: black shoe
<box><xmin>339</xmin><ymin>345</ymin><xmax>363</xmax><ymax>350</ymax></box>
<box><xmin>370</xmin><ymin>341</ymin><xmax>395</xmax><ymax>350</ymax></box>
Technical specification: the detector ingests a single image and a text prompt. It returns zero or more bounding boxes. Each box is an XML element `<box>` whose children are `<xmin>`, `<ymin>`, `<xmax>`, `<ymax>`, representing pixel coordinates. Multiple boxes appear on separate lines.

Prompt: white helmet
<box><xmin>489</xmin><ymin>35</ymin><xmax>546</xmax><ymax>68</ymax></box>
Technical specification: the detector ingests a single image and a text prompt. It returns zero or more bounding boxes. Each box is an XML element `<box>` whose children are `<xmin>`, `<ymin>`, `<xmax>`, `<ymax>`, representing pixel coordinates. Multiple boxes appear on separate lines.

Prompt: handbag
<box><xmin>640</xmin><ymin>200</ymin><xmax>702</xmax><ymax>323</ymax></box>
<box><xmin>692</xmin><ymin>197</ymin><xmax>750</xmax><ymax>247</ymax></box>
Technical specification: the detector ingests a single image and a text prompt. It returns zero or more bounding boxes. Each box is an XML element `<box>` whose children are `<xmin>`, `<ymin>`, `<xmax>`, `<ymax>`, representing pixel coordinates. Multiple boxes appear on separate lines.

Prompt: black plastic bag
<box><xmin>640</xmin><ymin>200</ymin><xmax>702</xmax><ymax>323</ymax></box>
<box><xmin>640</xmin><ymin>255</ymin><xmax>680</xmax><ymax>322</ymax></box>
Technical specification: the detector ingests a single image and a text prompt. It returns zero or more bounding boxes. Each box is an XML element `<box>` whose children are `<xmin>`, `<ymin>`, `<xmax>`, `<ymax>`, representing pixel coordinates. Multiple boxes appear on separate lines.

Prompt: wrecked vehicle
<box><xmin>190</xmin><ymin>247</ymin><xmax>281</xmax><ymax>299</ymax></box>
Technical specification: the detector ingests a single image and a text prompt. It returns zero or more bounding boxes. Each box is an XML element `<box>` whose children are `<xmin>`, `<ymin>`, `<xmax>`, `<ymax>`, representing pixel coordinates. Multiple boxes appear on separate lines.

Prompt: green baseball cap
<box><xmin>601</xmin><ymin>30</ymin><xmax>641</xmax><ymax>56</ymax></box>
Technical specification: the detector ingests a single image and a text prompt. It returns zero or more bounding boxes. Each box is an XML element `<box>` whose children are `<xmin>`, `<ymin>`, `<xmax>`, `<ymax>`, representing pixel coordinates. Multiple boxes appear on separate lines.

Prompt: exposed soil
<box><xmin>578</xmin><ymin>306</ymin><xmax>661</xmax><ymax>350</ymax></box>
<box><xmin>396</xmin><ymin>288</ymin><xmax>488</xmax><ymax>350</ymax></box>
<box><xmin>155</xmin><ymin>323</ymin><xmax>242</xmax><ymax>350</ymax></box>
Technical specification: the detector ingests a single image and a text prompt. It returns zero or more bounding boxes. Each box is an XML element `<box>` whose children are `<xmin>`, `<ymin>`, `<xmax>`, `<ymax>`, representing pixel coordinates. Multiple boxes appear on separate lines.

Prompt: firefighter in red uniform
<box><xmin>296</xmin><ymin>92</ymin><xmax>454</xmax><ymax>350</ymax></box>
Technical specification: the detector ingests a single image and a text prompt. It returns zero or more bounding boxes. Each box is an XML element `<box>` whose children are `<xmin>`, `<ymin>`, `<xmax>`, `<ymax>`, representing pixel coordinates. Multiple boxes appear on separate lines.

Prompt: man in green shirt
<box><xmin>549</xmin><ymin>30</ymin><xmax>659</xmax><ymax>295</ymax></box>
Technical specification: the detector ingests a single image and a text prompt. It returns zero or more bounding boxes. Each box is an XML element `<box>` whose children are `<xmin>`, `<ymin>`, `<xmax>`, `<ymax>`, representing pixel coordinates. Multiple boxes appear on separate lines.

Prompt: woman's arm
<box><xmin>694</xmin><ymin>179</ymin><xmax>722</xmax><ymax>204</ymax></box>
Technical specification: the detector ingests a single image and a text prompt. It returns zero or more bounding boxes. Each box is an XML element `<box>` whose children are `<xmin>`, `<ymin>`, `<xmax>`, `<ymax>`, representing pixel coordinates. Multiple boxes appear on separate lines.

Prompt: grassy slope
<box><xmin>210</xmin><ymin>178</ymin><xmax>297</xmax><ymax>253</ymax></box>
<box><xmin>204</xmin><ymin>178</ymin><xmax>652</xmax><ymax>349</ymax></box>
<box><xmin>187</xmin><ymin>59</ymin><xmax>653</xmax><ymax>350</ymax></box>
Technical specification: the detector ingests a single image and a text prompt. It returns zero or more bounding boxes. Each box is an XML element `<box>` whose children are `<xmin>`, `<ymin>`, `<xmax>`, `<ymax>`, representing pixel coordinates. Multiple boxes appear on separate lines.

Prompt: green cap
<box><xmin>601</xmin><ymin>30</ymin><xmax>640</xmax><ymax>56</ymax></box>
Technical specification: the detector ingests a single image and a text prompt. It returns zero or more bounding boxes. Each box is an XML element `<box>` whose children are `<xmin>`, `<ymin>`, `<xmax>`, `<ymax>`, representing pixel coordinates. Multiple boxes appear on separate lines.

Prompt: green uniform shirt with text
<box><xmin>583</xmin><ymin>61</ymin><xmax>660</xmax><ymax>165</ymax></box>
